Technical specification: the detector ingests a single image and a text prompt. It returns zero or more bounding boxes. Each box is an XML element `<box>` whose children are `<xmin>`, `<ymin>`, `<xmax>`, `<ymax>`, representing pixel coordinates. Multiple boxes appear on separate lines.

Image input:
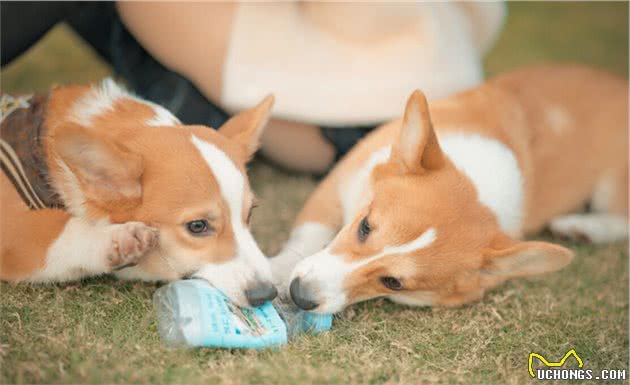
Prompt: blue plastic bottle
<box><xmin>153</xmin><ymin>279</ymin><xmax>332</xmax><ymax>349</ymax></box>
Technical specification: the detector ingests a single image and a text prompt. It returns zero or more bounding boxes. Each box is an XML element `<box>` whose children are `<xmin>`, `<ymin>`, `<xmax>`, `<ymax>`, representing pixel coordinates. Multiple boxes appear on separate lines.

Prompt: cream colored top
<box><xmin>222</xmin><ymin>2</ymin><xmax>504</xmax><ymax>125</ymax></box>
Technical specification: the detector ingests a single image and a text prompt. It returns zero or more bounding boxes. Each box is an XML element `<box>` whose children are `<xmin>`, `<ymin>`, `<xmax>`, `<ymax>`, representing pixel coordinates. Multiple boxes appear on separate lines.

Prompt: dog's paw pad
<box><xmin>108</xmin><ymin>222</ymin><xmax>159</xmax><ymax>269</ymax></box>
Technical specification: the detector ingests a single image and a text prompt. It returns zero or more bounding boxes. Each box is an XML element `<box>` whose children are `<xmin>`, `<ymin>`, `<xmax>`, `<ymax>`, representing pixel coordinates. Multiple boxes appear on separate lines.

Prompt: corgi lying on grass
<box><xmin>1</xmin><ymin>81</ymin><xmax>277</xmax><ymax>307</ymax></box>
<box><xmin>272</xmin><ymin>65</ymin><xmax>628</xmax><ymax>313</ymax></box>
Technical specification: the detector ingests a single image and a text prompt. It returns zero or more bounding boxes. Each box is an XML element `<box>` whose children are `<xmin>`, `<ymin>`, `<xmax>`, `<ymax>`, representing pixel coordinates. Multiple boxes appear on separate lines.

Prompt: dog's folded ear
<box><xmin>218</xmin><ymin>94</ymin><xmax>274</xmax><ymax>159</ymax></box>
<box><xmin>480</xmin><ymin>233</ymin><xmax>574</xmax><ymax>284</ymax></box>
<box><xmin>53</xmin><ymin>124</ymin><xmax>143</xmax><ymax>209</ymax></box>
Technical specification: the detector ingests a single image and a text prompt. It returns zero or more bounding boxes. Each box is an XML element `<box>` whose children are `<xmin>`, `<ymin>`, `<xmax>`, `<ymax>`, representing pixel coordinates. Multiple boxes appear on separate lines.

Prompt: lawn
<box><xmin>1</xmin><ymin>2</ymin><xmax>628</xmax><ymax>384</ymax></box>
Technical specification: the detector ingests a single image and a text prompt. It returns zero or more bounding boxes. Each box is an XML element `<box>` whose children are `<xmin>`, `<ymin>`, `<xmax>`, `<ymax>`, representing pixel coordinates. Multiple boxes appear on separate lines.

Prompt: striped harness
<box><xmin>0</xmin><ymin>93</ymin><xmax>64</xmax><ymax>210</ymax></box>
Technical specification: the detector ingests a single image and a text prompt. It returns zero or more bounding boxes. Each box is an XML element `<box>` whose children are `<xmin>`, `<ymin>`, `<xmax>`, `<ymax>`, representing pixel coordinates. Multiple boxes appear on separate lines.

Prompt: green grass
<box><xmin>1</xmin><ymin>2</ymin><xmax>628</xmax><ymax>384</ymax></box>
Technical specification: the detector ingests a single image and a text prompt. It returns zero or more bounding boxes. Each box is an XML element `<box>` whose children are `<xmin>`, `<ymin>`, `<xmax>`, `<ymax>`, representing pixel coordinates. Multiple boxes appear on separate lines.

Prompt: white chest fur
<box><xmin>338</xmin><ymin>132</ymin><xmax>524</xmax><ymax>236</ymax></box>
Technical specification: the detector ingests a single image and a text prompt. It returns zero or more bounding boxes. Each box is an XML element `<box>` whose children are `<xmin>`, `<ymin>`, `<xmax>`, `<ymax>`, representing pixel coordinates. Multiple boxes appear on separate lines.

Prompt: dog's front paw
<box><xmin>107</xmin><ymin>222</ymin><xmax>159</xmax><ymax>270</ymax></box>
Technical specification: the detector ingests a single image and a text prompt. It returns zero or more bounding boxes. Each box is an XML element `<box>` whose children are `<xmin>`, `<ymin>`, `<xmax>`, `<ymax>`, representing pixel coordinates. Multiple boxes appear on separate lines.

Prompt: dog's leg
<box><xmin>270</xmin><ymin>174</ymin><xmax>343</xmax><ymax>296</ymax></box>
<box><xmin>1</xmin><ymin>204</ymin><xmax>69</xmax><ymax>281</ymax></box>
<box><xmin>549</xmin><ymin>213</ymin><xmax>628</xmax><ymax>243</ymax></box>
<box><xmin>35</xmin><ymin>219</ymin><xmax>159</xmax><ymax>282</ymax></box>
<box><xmin>1</xmin><ymin>205</ymin><xmax>158</xmax><ymax>282</ymax></box>
<box><xmin>549</xmin><ymin>169</ymin><xmax>629</xmax><ymax>243</ymax></box>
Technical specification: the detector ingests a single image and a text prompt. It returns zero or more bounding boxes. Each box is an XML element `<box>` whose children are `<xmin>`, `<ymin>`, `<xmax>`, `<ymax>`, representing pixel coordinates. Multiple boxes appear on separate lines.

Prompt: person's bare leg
<box><xmin>260</xmin><ymin>119</ymin><xmax>336</xmax><ymax>174</ymax></box>
<box><xmin>116</xmin><ymin>2</ymin><xmax>234</xmax><ymax>104</ymax></box>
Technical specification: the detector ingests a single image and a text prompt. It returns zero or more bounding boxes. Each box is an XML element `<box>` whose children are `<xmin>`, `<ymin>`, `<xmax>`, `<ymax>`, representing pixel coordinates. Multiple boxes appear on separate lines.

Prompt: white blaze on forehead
<box><xmin>191</xmin><ymin>134</ymin><xmax>246</xmax><ymax>221</ymax></box>
<box><xmin>351</xmin><ymin>227</ymin><xmax>437</xmax><ymax>270</ymax></box>
<box><xmin>291</xmin><ymin>227</ymin><xmax>437</xmax><ymax>313</ymax></box>
<box><xmin>339</xmin><ymin>146</ymin><xmax>391</xmax><ymax>225</ymax></box>
<box><xmin>190</xmin><ymin>134</ymin><xmax>271</xmax><ymax>306</ymax></box>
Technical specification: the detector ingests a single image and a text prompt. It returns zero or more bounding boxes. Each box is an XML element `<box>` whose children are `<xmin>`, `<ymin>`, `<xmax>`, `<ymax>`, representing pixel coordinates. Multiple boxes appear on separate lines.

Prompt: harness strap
<box><xmin>0</xmin><ymin>93</ymin><xmax>64</xmax><ymax>210</ymax></box>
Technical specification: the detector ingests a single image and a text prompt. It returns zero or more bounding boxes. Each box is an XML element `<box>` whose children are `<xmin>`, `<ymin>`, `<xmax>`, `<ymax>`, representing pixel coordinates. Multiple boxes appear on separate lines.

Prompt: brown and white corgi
<box><xmin>271</xmin><ymin>65</ymin><xmax>628</xmax><ymax>313</ymax></box>
<box><xmin>0</xmin><ymin>80</ymin><xmax>278</xmax><ymax>307</ymax></box>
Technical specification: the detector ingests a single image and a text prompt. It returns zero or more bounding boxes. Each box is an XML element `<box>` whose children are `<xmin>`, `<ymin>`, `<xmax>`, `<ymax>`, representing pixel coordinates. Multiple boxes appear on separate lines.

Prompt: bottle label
<box><xmin>225</xmin><ymin>300</ymin><xmax>267</xmax><ymax>336</ymax></box>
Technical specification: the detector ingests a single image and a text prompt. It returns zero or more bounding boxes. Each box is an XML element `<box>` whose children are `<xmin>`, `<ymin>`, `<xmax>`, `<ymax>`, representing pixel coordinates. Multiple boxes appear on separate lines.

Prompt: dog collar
<box><xmin>0</xmin><ymin>93</ymin><xmax>64</xmax><ymax>210</ymax></box>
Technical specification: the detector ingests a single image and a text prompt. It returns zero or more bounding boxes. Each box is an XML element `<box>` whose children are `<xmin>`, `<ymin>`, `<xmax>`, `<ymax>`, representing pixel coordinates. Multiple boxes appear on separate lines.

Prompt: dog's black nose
<box><xmin>245</xmin><ymin>282</ymin><xmax>278</xmax><ymax>307</ymax></box>
<box><xmin>289</xmin><ymin>277</ymin><xmax>319</xmax><ymax>311</ymax></box>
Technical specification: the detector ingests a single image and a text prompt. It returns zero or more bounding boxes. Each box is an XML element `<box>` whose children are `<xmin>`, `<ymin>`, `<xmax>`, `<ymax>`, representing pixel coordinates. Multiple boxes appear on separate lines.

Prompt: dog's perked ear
<box><xmin>53</xmin><ymin>124</ymin><xmax>143</xmax><ymax>209</ymax></box>
<box><xmin>218</xmin><ymin>95</ymin><xmax>274</xmax><ymax>159</ymax></box>
<box><xmin>480</xmin><ymin>233</ymin><xmax>574</xmax><ymax>285</ymax></box>
<box><xmin>390</xmin><ymin>90</ymin><xmax>445</xmax><ymax>173</ymax></box>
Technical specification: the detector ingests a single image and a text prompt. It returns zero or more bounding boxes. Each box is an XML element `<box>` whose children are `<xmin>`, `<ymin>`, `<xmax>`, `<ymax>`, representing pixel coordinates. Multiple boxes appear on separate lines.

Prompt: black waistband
<box><xmin>320</xmin><ymin>124</ymin><xmax>376</xmax><ymax>162</ymax></box>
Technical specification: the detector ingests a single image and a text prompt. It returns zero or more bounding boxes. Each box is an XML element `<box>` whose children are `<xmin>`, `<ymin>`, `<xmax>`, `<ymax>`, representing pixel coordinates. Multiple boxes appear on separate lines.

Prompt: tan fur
<box><xmin>0</xmin><ymin>173</ymin><xmax>69</xmax><ymax>280</ymax></box>
<box><xmin>288</xmin><ymin>65</ymin><xmax>627</xmax><ymax>309</ymax></box>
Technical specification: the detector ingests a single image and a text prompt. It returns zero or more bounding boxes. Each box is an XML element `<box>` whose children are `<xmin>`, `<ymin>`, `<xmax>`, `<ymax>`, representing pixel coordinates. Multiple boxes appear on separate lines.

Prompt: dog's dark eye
<box><xmin>186</xmin><ymin>220</ymin><xmax>210</xmax><ymax>236</ymax></box>
<box><xmin>380</xmin><ymin>276</ymin><xmax>403</xmax><ymax>291</ymax></box>
<box><xmin>358</xmin><ymin>217</ymin><xmax>371</xmax><ymax>242</ymax></box>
